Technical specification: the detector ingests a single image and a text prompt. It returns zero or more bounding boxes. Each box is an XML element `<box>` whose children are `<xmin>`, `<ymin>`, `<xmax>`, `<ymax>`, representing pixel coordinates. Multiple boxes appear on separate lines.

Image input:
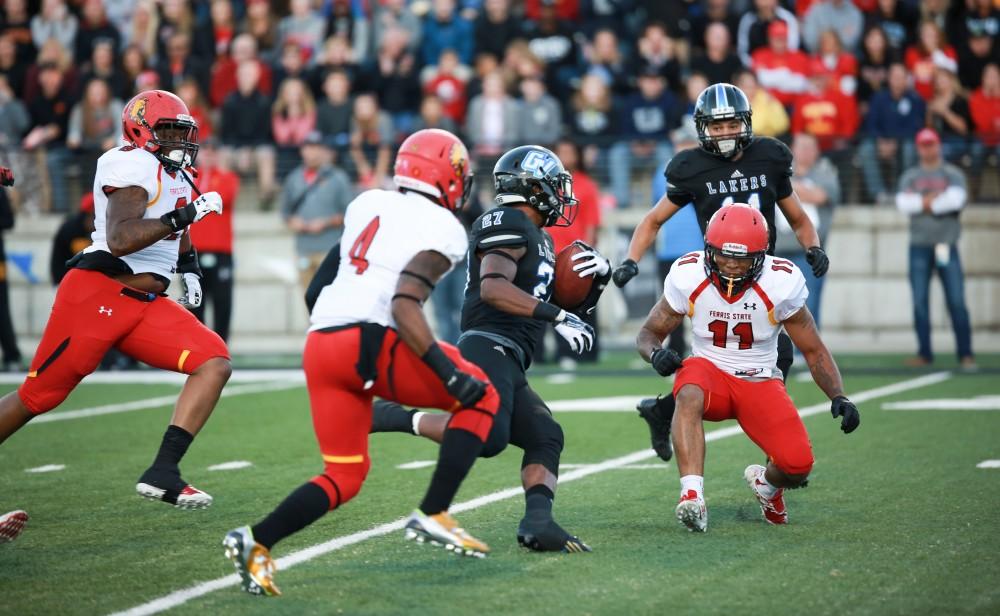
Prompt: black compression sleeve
<box><xmin>421</xmin><ymin>342</ymin><xmax>457</xmax><ymax>382</ymax></box>
<box><xmin>532</xmin><ymin>301</ymin><xmax>563</xmax><ymax>322</ymax></box>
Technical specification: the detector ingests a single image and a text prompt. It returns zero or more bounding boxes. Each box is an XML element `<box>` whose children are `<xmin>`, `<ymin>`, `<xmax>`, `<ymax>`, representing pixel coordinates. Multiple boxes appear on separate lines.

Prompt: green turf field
<box><xmin>1</xmin><ymin>356</ymin><xmax>999</xmax><ymax>615</ymax></box>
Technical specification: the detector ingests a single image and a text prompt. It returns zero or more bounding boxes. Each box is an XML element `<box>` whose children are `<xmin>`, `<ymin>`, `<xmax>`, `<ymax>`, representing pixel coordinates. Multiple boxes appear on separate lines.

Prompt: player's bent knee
<box><xmin>675</xmin><ymin>384</ymin><xmax>705</xmax><ymax>414</ymax></box>
<box><xmin>448</xmin><ymin>407</ymin><xmax>495</xmax><ymax>442</ymax></box>
<box><xmin>520</xmin><ymin>417</ymin><xmax>564</xmax><ymax>474</ymax></box>
<box><xmin>193</xmin><ymin>356</ymin><xmax>232</xmax><ymax>381</ymax></box>
<box><xmin>479</xmin><ymin>428</ymin><xmax>509</xmax><ymax>458</ymax></box>
<box><xmin>774</xmin><ymin>453</ymin><xmax>814</xmax><ymax>478</ymax></box>
<box><xmin>314</xmin><ymin>461</ymin><xmax>370</xmax><ymax>510</ymax></box>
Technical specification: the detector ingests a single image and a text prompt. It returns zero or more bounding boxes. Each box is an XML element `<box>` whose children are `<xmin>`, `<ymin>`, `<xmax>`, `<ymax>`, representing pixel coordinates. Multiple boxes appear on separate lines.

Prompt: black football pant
<box><xmin>191</xmin><ymin>252</ymin><xmax>234</xmax><ymax>343</ymax></box>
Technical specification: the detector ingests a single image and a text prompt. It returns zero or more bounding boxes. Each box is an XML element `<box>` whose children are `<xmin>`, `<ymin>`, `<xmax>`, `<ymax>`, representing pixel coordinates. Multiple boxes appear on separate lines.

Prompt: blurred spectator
<box><xmin>81</xmin><ymin>40</ymin><xmax>129</xmax><ymax>102</ymax></box>
<box><xmin>465</xmin><ymin>70</ymin><xmax>520</xmax><ymax>159</ymax></box>
<box><xmin>0</xmin><ymin>184</ymin><xmax>21</xmax><ymax>371</ymax></box>
<box><xmin>579</xmin><ymin>0</ymin><xmax>632</xmax><ymax>38</ymax></box>
<box><xmin>50</xmin><ymin>192</ymin><xmax>94</xmax><ymax>285</ymax></box>
<box><xmin>66</xmin><ymin>78</ymin><xmax>121</xmax><ymax>186</ymax></box>
<box><xmin>103</xmin><ymin>1</ymin><xmax>134</xmax><ymax>39</ymax></box>
<box><xmin>858</xmin><ymin>26</ymin><xmax>899</xmax><ymax>107</ymax></box>
<box><xmin>0</xmin><ymin>74</ymin><xmax>29</xmax><ymax>150</ymax></box>
<box><xmin>362</xmin><ymin>0</ymin><xmax>421</xmax><ymax>62</ymax></box>
<box><xmin>23</xmin><ymin>63</ymin><xmax>72</xmax><ymax>212</ymax></box>
<box><xmin>690</xmin><ymin>22</ymin><xmax>745</xmax><ymax>88</ymax></box>
<box><xmin>242</xmin><ymin>0</ymin><xmax>278</xmax><ymax>57</ymax></box>
<box><xmin>156</xmin><ymin>31</ymin><xmax>211</xmax><ymax>95</ymax></box>
<box><xmin>815</xmin><ymin>30</ymin><xmax>859</xmax><ymax>97</ymax></box>
<box><xmin>955</xmin><ymin>5</ymin><xmax>1000</xmax><ymax>91</ymax></box>
<box><xmin>314</xmin><ymin>34</ymin><xmax>359</xmax><ymax>89</ymax></box>
<box><xmin>524</xmin><ymin>0</ymin><xmax>580</xmax><ymax>22</ymax></box>
<box><xmin>210</xmin><ymin>33</ymin><xmax>274</xmax><ymax>108</ymax></box>
<box><xmin>905</xmin><ymin>20</ymin><xmax>958</xmax><ymax>100</ymax></box>
<box><xmin>735</xmin><ymin>69</ymin><xmax>789</xmax><ymax>138</ymax></box>
<box><xmin>678</xmin><ymin>72</ymin><xmax>710</xmax><ymax>127</ymax></box>
<box><xmin>584</xmin><ymin>28</ymin><xmax>631</xmax><ymax>96</ymax></box>
<box><xmin>324</xmin><ymin>0</ymin><xmax>360</xmax><ymax>48</ymax></box>
<box><xmin>501</xmin><ymin>40</ymin><xmax>548</xmax><ymax>93</ymax></box>
<box><xmin>467</xmin><ymin>51</ymin><xmax>500</xmax><ymax>100</ymax></box>
<box><xmin>209</xmin><ymin>0</ymin><xmax>237</xmax><ymax>59</ymax></box>
<box><xmin>737</xmin><ymin>0</ymin><xmax>800</xmax><ymax>66</ymax></box>
<box><xmin>364</xmin><ymin>26</ymin><xmax>421</xmax><ymax>136</ymax></box>
<box><xmin>859</xmin><ymin>62</ymin><xmax>925</xmax><ymax>203</ymax></box>
<box><xmin>1</xmin><ymin>0</ymin><xmax>35</xmax><ymax>65</ymax></box>
<box><xmin>524</xmin><ymin>0</ymin><xmax>581</xmax><ymax>95</ymax></box>
<box><xmin>775</xmin><ymin>133</ymin><xmax>839</xmax><ymax>328</ymax></box>
<box><xmin>865</xmin><ymin>0</ymin><xmax>918</xmax><ymax>53</ymax></box>
<box><xmin>609</xmin><ymin>65</ymin><xmax>678</xmax><ymax>209</ymax></box>
<box><xmin>121</xmin><ymin>44</ymin><xmax>150</xmax><ymax>98</ymax></box>
<box><xmin>272</xmin><ymin>77</ymin><xmax>317</xmax><ymax>178</ymax></box>
<box><xmin>421</xmin><ymin>0</ymin><xmax>474</xmax><ymax>66</ymax></box>
<box><xmin>316</xmin><ymin>69</ymin><xmax>353</xmax><ymax>152</ymax></box>
<box><xmin>895</xmin><ymin>128</ymin><xmax>974</xmax><ymax>368</ymax></box>
<box><xmin>156</xmin><ymin>0</ymin><xmax>213</xmax><ymax>62</ymax></box>
<box><xmin>751</xmin><ymin>19</ymin><xmax>810</xmax><ymax>107</ymax></box>
<box><xmin>24</xmin><ymin>38</ymin><xmax>78</xmax><ymax>105</ymax></box>
<box><xmin>473</xmin><ymin>0</ymin><xmax>520</xmax><ymax>61</ymax></box>
<box><xmin>74</xmin><ymin>0</ymin><xmax>120</xmax><ymax>64</ymax></box>
<box><xmin>631</xmin><ymin>22</ymin><xmax>681</xmax><ymax>96</ymax></box>
<box><xmin>412</xmin><ymin>94</ymin><xmax>459</xmax><ymax>134</ymax></box>
<box><xmin>689</xmin><ymin>0</ymin><xmax>741</xmax><ymax>54</ymax></box>
<box><xmin>423</xmin><ymin>49</ymin><xmax>470</xmax><ymax>126</ymax></box>
<box><xmin>969</xmin><ymin>63</ymin><xmax>1000</xmax><ymax>193</ymax></box>
<box><xmin>273</xmin><ymin>41</ymin><xmax>317</xmax><ymax>94</ymax></box>
<box><xmin>791</xmin><ymin>60</ymin><xmax>860</xmax><ymax>154</ymax></box>
<box><xmin>135</xmin><ymin>69</ymin><xmax>160</xmax><ymax>93</ymax></box>
<box><xmin>802</xmin><ymin>0</ymin><xmax>863</xmax><ymax>53</ymax></box>
<box><xmin>220</xmin><ymin>59</ymin><xmax>276</xmax><ymax>206</ymax></box>
<box><xmin>127</xmin><ymin>0</ymin><xmax>159</xmax><ymax>61</ymax></box>
<box><xmin>278</xmin><ymin>0</ymin><xmax>326</xmax><ymax>63</ymax></box>
<box><xmin>191</xmin><ymin>139</ymin><xmax>240</xmax><ymax>343</ymax></box>
<box><xmin>30</xmin><ymin>0</ymin><xmax>77</xmax><ymax>54</ymax></box>
<box><xmin>516</xmin><ymin>74</ymin><xmax>561</xmax><ymax>147</ymax></box>
<box><xmin>0</xmin><ymin>35</ymin><xmax>26</xmax><ymax>100</ymax></box>
<box><xmin>348</xmin><ymin>93</ymin><xmax>394</xmax><ymax>189</ymax></box>
<box><xmin>176</xmin><ymin>78</ymin><xmax>213</xmax><ymax>140</ymax></box>
<box><xmin>281</xmin><ymin>131</ymin><xmax>352</xmax><ymax>293</ymax></box>
<box><xmin>927</xmin><ymin>68</ymin><xmax>972</xmax><ymax>163</ymax></box>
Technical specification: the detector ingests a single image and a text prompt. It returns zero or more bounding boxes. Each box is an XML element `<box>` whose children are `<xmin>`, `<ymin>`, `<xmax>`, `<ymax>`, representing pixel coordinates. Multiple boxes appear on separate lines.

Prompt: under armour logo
<box><xmin>744</xmin><ymin>302</ymin><xmax>757</xmax><ymax>311</ymax></box>
<box><xmin>98</xmin><ymin>306</ymin><xmax>113</xmax><ymax>316</ymax></box>
<box><xmin>493</xmin><ymin>345</ymin><xmax>506</xmax><ymax>356</ymax></box>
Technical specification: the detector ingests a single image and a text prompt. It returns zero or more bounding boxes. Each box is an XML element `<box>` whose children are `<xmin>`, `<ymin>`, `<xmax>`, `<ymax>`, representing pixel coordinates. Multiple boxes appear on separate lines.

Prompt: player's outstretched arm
<box><xmin>613</xmin><ymin>196</ymin><xmax>682</xmax><ymax>288</ymax></box>
<box><xmin>777</xmin><ymin>193</ymin><xmax>828</xmax><ymax>277</ymax></box>
<box><xmin>783</xmin><ymin>306</ymin><xmax>860</xmax><ymax>433</ymax></box>
<box><xmin>636</xmin><ymin>297</ymin><xmax>685</xmax><ymax>376</ymax></box>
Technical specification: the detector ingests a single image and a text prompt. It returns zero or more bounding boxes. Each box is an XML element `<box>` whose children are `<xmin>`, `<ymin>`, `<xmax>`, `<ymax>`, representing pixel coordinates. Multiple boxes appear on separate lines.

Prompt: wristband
<box><xmin>421</xmin><ymin>342</ymin><xmax>457</xmax><ymax>383</ymax></box>
<box><xmin>160</xmin><ymin>202</ymin><xmax>197</xmax><ymax>231</ymax></box>
<box><xmin>532</xmin><ymin>301</ymin><xmax>564</xmax><ymax>322</ymax></box>
<box><xmin>177</xmin><ymin>247</ymin><xmax>201</xmax><ymax>276</ymax></box>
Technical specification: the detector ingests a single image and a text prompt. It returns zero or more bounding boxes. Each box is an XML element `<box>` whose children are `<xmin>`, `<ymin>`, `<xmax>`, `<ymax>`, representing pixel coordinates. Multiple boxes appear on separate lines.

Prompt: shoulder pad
<box><xmin>752</xmin><ymin>137</ymin><xmax>793</xmax><ymax>166</ymax></box>
<box><xmin>664</xmin><ymin>148</ymin><xmax>700</xmax><ymax>183</ymax></box>
<box><xmin>472</xmin><ymin>207</ymin><xmax>531</xmax><ymax>250</ymax></box>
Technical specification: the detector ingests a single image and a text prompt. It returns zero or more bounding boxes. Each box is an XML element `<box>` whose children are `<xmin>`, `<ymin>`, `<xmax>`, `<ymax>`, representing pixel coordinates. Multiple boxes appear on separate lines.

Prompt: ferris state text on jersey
<box><xmin>461</xmin><ymin>206</ymin><xmax>555</xmax><ymax>360</ymax></box>
<box><xmin>664</xmin><ymin>136</ymin><xmax>794</xmax><ymax>251</ymax></box>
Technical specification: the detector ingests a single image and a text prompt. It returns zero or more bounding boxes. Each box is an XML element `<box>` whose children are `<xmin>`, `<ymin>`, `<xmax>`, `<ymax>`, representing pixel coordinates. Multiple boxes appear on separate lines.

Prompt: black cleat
<box><xmin>517</xmin><ymin>516</ymin><xmax>591</xmax><ymax>553</ymax></box>
<box><xmin>371</xmin><ymin>399</ymin><xmax>417</xmax><ymax>434</ymax></box>
<box><xmin>637</xmin><ymin>397</ymin><xmax>673</xmax><ymax>462</ymax></box>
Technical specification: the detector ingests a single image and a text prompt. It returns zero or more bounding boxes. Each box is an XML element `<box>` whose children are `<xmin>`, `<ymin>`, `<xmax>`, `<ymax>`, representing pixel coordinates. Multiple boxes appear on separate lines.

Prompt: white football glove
<box><xmin>191</xmin><ymin>191</ymin><xmax>223</xmax><ymax>223</ymax></box>
<box><xmin>554</xmin><ymin>312</ymin><xmax>595</xmax><ymax>354</ymax></box>
<box><xmin>571</xmin><ymin>245</ymin><xmax>611</xmax><ymax>278</ymax></box>
<box><xmin>178</xmin><ymin>272</ymin><xmax>202</xmax><ymax>309</ymax></box>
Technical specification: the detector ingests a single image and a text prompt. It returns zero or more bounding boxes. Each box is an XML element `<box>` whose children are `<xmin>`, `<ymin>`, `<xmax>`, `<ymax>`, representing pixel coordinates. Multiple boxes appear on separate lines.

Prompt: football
<box><xmin>552</xmin><ymin>242</ymin><xmax>593</xmax><ymax>310</ymax></box>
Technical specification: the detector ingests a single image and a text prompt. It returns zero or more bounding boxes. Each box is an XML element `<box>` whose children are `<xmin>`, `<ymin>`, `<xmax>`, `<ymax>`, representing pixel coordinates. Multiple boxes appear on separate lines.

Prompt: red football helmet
<box><xmin>392</xmin><ymin>128</ymin><xmax>473</xmax><ymax>212</ymax></box>
<box><xmin>704</xmin><ymin>204</ymin><xmax>769</xmax><ymax>296</ymax></box>
<box><xmin>121</xmin><ymin>90</ymin><xmax>199</xmax><ymax>170</ymax></box>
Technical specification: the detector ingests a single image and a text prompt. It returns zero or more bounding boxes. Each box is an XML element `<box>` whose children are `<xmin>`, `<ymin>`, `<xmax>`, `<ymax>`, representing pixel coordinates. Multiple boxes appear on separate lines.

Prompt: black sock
<box><xmin>524</xmin><ymin>484</ymin><xmax>555</xmax><ymax>520</ymax></box>
<box><xmin>658</xmin><ymin>395</ymin><xmax>677</xmax><ymax>425</ymax></box>
<box><xmin>252</xmin><ymin>481</ymin><xmax>331</xmax><ymax>550</ymax></box>
<box><xmin>419</xmin><ymin>428</ymin><xmax>484</xmax><ymax>514</ymax></box>
<box><xmin>371</xmin><ymin>399</ymin><xmax>418</xmax><ymax>434</ymax></box>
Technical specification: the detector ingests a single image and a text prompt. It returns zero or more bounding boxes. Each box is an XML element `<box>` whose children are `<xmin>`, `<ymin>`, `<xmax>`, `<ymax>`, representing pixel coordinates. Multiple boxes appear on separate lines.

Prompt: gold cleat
<box><xmin>223</xmin><ymin>526</ymin><xmax>282</xmax><ymax>596</ymax></box>
<box><xmin>404</xmin><ymin>509</ymin><xmax>490</xmax><ymax>558</ymax></box>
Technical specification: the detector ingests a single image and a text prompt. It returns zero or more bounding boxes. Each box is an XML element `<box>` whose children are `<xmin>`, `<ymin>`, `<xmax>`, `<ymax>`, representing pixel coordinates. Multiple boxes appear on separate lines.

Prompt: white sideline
<box><xmin>108</xmin><ymin>370</ymin><xmax>951</xmax><ymax>616</ymax></box>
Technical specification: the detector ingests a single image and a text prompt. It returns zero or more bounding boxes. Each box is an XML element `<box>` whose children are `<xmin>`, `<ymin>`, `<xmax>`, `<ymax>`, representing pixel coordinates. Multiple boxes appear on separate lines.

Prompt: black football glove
<box><xmin>650</xmin><ymin>347</ymin><xmax>683</xmax><ymax>377</ymax></box>
<box><xmin>806</xmin><ymin>246</ymin><xmax>829</xmax><ymax>277</ymax></box>
<box><xmin>830</xmin><ymin>395</ymin><xmax>860</xmax><ymax>434</ymax></box>
<box><xmin>612</xmin><ymin>258</ymin><xmax>638</xmax><ymax>288</ymax></box>
<box><xmin>444</xmin><ymin>370</ymin><xmax>488</xmax><ymax>408</ymax></box>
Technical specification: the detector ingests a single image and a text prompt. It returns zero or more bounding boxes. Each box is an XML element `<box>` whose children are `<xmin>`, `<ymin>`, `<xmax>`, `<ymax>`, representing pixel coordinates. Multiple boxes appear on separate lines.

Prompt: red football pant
<box><xmin>673</xmin><ymin>357</ymin><xmax>814</xmax><ymax>475</ymax></box>
<box><xmin>302</xmin><ymin>326</ymin><xmax>499</xmax><ymax>509</ymax></box>
<box><xmin>18</xmin><ymin>269</ymin><xmax>229</xmax><ymax>414</ymax></box>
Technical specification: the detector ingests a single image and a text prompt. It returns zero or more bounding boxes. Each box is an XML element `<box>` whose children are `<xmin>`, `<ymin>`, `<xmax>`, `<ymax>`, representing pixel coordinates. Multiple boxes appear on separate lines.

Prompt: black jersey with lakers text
<box><xmin>461</xmin><ymin>206</ymin><xmax>555</xmax><ymax>360</ymax></box>
<box><xmin>665</xmin><ymin>136</ymin><xmax>794</xmax><ymax>253</ymax></box>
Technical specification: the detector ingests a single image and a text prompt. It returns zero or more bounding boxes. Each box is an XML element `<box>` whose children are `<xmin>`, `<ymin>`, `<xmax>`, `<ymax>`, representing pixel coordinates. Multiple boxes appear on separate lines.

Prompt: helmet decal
<box><xmin>449</xmin><ymin>142</ymin><xmax>468</xmax><ymax>179</ymax></box>
<box><xmin>128</xmin><ymin>97</ymin><xmax>147</xmax><ymax>126</ymax></box>
<box><xmin>520</xmin><ymin>149</ymin><xmax>558</xmax><ymax>179</ymax></box>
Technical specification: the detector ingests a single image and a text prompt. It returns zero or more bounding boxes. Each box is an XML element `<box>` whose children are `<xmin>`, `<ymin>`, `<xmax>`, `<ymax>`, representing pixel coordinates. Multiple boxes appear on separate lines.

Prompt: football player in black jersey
<box><xmin>611</xmin><ymin>83</ymin><xmax>830</xmax><ymax>463</ymax></box>
<box><xmin>372</xmin><ymin>145</ymin><xmax>610</xmax><ymax>553</ymax></box>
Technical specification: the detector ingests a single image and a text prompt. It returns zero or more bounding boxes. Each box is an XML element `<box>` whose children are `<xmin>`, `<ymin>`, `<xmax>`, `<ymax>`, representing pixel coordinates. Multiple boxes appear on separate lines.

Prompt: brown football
<box><xmin>552</xmin><ymin>242</ymin><xmax>593</xmax><ymax>310</ymax></box>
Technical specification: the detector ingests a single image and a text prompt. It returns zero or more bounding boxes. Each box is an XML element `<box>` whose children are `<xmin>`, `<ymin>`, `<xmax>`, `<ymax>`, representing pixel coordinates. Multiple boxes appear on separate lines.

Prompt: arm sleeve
<box><xmin>662</xmin><ymin>264</ymin><xmax>690</xmax><ymax>315</ymax></box>
<box><xmin>895</xmin><ymin>192</ymin><xmax>922</xmax><ymax>214</ymax></box>
<box><xmin>929</xmin><ymin>185</ymin><xmax>966</xmax><ymax>215</ymax></box>
<box><xmin>775</xmin><ymin>267</ymin><xmax>808</xmax><ymax>322</ymax></box>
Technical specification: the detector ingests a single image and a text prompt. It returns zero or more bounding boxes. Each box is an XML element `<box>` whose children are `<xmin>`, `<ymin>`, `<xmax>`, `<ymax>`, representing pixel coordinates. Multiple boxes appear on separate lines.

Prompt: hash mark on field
<box><xmin>25</xmin><ymin>464</ymin><xmax>65</xmax><ymax>473</ymax></box>
<box><xmin>976</xmin><ymin>460</ymin><xmax>1000</xmax><ymax>469</ymax></box>
<box><xmin>109</xmin><ymin>371</ymin><xmax>951</xmax><ymax>616</ymax></box>
<box><xmin>882</xmin><ymin>395</ymin><xmax>1000</xmax><ymax>411</ymax></box>
<box><xmin>207</xmin><ymin>461</ymin><xmax>253</xmax><ymax>471</ymax></box>
<box><xmin>396</xmin><ymin>460</ymin><xmax>436</xmax><ymax>470</ymax></box>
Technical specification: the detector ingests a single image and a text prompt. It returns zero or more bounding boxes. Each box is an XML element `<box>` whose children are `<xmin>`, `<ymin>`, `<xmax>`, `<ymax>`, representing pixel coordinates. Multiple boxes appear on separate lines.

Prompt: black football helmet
<box><xmin>693</xmin><ymin>83</ymin><xmax>753</xmax><ymax>158</ymax></box>
<box><xmin>493</xmin><ymin>145</ymin><xmax>578</xmax><ymax>227</ymax></box>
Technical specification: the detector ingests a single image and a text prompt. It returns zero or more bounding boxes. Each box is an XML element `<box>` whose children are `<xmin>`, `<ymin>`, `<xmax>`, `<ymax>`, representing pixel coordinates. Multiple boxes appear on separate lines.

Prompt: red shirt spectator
<box><xmin>904</xmin><ymin>20</ymin><xmax>958</xmax><ymax>100</ymax></box>
<box><xmin>970</xmin><ymin>65</ymin><xmax>1000</xmax><ymax>147</ymax></box>
<box><xmin>814</xmin><ymin>30</ymin><xmax>859</xmax><ymax>96</ymax></box>
<box><xmin>210</xmin><ymin>33</ymin><xmax>273</xmax><ymax>107</ymax></box>
<box><xmin>752</xmin><ymin>20</ymin><xmax>811</xmax><ymax>107</ymax></box>
<box><xmin>546</xmin><ymin>142</ymin><xmax>602</xmax><ymax>253</ymax></box>
<box><xmin>524</xmin><ymin>0</ymin><xmax>579</xmax><ymax>22</ymax></box>
<box><xmin>191</xmin><ymin>162</ymin><xmax>240</xmax><ymax>255</ymax></box>
<box><xmin>792</xmin><ymin>63</ymin><xmax>860</xmax><ymax>151</ymax></box>
<box><xmin>423</xmin><ymin>49</ymin><xmax>468</xmax><ymax>125</ymax></box>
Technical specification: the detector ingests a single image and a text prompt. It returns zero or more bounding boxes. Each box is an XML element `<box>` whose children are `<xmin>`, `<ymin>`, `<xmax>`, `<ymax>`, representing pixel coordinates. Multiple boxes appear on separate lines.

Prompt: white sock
<box><xmin>755</xmin><ymin>471</ymin><xmax>779</xmax><ymax>498</ymax></box>
<box><xmin>411</xmin><ymin>411</ymin><xmax>426</xmax><ymax>436</ymax></box>
<box><xmin>680</xmin><ymin>475</ymin><xmax>704</xmax><ymax>500</ymax></box>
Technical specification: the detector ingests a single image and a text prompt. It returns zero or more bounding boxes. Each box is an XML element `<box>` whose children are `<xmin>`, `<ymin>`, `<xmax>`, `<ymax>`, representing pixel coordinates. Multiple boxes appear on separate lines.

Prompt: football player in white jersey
<box><xmin>636</xmin><ymin>204</ymin><xmax>860</xmax><ymax>532</ymax></box>
<box><xmin>223</xmin><ymin>129</ymin><xmax>501</xmax><ymax>597</ymax></box>
<box><xmin>0</xmin><ymin>90</ymin><xmax>230</xmax><ymax>513</ymax></box>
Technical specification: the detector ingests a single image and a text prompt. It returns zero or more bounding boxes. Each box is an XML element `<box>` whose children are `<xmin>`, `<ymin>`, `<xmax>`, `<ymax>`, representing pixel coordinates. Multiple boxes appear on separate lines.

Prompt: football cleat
<box><xmin>223</xmin><ymin>526</ymin><xmax>281</xmax><ymax>596</ymax></box>
<box><xmin>637</xmin><ymin>397</ymin><xmax>673</xmax><ymax>462</ymax></box>
<box><xmin>517</xmin><ymin>516</ymin><xmax>591</xmax><ymax>553</ymax></box>
<box><xmin>675</xmin><ymin>490</ymin><xmax>708</xmax><ymax>532</ymax></box>
<box><xmin>0</xmin><ymin>510</ymin><xmax>28</xmax><ymax>543</ymax></box>
<box><xmin>404</xmin><ymin>509</ymin><xmax>489</xmax><ymax>558</ymax></box>
<box><xmin>136</xmin><ymin>482</ymin><xmax>213</xmax><ymax>509</ymax></box>
<box><xmin>744</xmin><ymin>464</ymin><xmax>788</xmax><ymax>525</ymax></box>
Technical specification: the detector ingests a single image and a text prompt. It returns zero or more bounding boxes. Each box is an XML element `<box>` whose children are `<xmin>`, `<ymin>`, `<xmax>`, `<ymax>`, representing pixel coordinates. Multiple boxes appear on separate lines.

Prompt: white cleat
<box><xmin>675</xmin><ymin>490</ymin><xmax>708</xmax><ymax>532</ymax></box>
<box><xmin>404</xmin><ymin>509</ymin><xmax>489</xmax><ymax>558</ymax></box>
<box><xmin>0</xmin><ymin>510</ymin><xmax>28</xmax><ymax>543</ymax></box>
<box><xmin>136</xmin><ymin>482</ymin><xmax>213</xmax><ymax>509</ymax></box>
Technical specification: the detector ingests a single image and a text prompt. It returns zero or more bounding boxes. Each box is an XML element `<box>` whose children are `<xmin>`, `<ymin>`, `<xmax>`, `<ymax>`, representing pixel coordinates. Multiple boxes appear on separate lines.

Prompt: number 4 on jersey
<box><xmin>349</xmin><ymin>216</ymin><xmax>380</xmax><ymax>274</ymax></box>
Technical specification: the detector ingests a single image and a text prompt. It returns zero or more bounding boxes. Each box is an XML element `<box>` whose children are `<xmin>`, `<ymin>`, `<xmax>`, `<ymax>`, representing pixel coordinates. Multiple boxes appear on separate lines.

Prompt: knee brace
<box><xmin>519</xmin><ymin>415</ymin><xmax>564</xmax><ymax>475</ymax></box>
<box><xmin>312</xmin><ymin>458</ymin><xmax>371</xmax><ymax>510</ymax></box>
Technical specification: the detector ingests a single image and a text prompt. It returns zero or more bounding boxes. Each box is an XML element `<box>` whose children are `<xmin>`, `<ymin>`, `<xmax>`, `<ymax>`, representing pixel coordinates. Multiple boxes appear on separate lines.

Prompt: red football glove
<box><xmin>0</xmin><ymin>167</ymin><xmax>13</xmax><ymax>187</ymax></box>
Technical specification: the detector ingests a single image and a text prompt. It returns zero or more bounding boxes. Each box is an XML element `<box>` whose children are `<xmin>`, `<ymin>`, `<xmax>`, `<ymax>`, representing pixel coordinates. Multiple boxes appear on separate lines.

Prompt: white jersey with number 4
<box><xmin>310</xmin><ymin>189</ymin><xmax>468</xmax><ymax>331</ymax></box>
<box><xmin>85</xmin><ymin>146</ymin><xmax>193</xmax><ymax>279</ymax></box>
<box><xmin>663</xmin><ymin>252</ymin><xmax>808</xmax><ymax>379</ymax></box>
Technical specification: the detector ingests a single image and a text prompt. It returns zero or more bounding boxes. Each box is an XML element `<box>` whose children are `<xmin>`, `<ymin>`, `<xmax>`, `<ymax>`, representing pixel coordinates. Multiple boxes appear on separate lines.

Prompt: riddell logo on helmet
<box><xmin>722</xmin><ymin>242</ymin><xmax>748</xmax><ymax>255</ymax></box>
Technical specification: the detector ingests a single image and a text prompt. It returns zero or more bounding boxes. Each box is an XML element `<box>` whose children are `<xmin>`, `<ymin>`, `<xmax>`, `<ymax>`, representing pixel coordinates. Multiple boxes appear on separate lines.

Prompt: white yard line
<box><xmin>0</xmin><ymin>369</ymin><xmax>305</xmax><ymax>386</ymax></box>
<box><xmin>882</xmin><ymin>395</ymin><xmax>1000</xmax><ymax>411</ymax></box>
<box><xmin>108</xmin><ymin>370</ymin><xmax>951</xmax><ymax>616</ymax></box>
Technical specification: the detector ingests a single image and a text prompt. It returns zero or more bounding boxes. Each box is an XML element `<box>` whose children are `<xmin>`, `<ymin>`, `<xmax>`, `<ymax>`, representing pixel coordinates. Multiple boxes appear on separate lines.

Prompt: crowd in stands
<box><xmin>0</xmin><ymin>0</ymin><xmax>997</xmax><ymax>215</ymax></box>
